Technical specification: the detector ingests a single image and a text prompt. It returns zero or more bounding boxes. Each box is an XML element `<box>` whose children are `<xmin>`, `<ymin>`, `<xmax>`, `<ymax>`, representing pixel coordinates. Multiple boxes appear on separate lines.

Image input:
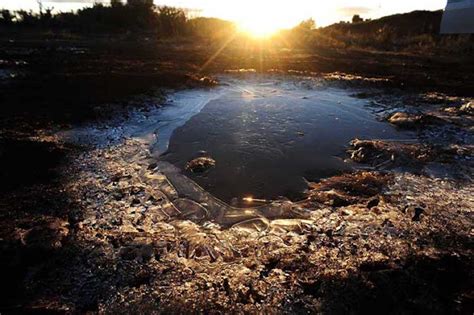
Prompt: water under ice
<box><xmin>157</xmin><ymin>76</ymin><xmax>414</xmax><ymax>204</ymax></box>
<box><xmin>57</xmin><ymin>75</ymin><xmax>415</xmax><ymax>205</ymax></box>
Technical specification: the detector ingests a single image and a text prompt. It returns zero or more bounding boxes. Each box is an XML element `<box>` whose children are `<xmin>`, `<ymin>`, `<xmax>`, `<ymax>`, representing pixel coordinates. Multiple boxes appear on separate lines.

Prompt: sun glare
<box><xmin>232</xmin><ymin>2</ymin><xmax>300</xmax><ymax>38</ymax></box>
<box><xmin>238</xmin><ymin>19</ymin><xmax>282</xmax><ymax>38</ymax></box>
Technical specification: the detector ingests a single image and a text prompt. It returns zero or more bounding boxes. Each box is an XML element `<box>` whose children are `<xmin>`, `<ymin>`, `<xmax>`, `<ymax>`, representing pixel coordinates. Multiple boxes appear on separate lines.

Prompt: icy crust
<box><xmin>42</xmin><ymin>79</ymin><xmax>472</xmax><ymax>312</ymax></box>
<box><xmin>63</xmin><ymin>138</ymin><xmax>473</xmax><ymax>313</ymax></box>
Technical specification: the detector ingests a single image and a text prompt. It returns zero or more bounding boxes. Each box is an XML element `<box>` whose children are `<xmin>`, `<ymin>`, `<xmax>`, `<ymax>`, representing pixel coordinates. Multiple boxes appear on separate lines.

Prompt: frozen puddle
<box><xmin>60</xmin><ymin>75</ymin><xmax>414</xmax><ymax>205</ymax></box>
<box><xmin>156</xmin><ymin>76</ymin><xmax>413</xmax><ymax>205</ymax></box>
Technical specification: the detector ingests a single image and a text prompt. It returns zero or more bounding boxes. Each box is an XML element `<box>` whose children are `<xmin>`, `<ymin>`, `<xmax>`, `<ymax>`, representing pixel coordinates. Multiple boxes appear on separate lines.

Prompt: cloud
<box><xmin>337</xmin><ymin>6</ymin><xmax>372</xmax><ymax>17</ymax></box>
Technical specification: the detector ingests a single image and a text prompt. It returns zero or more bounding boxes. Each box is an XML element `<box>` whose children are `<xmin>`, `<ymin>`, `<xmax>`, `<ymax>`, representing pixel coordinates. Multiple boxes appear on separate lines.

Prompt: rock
<box><xmin>185</xmin><ymin>157</ymin><xmax>216</xmax><ymax>173</ymax></box>
<box><xmin>186</xmin><ymin>75</ymin><xmax>218</xmax><ymax>87</ymax></box>
<box><xmin>444</xmin><ymin>107</ymin><xmax>458</xmax><ymax>114</ymax></box>
<box><xmin>388</xmin><ymin>112</ymin><xmax>421</xmax><ymax>128</ymax></box>
<box><xmin>460</xmin><ymin>102</ymin><xmax>473</xmax><ymax>115</ymax></box>
<box><xmin>199</xmin><ymin>76</ymin><xmax>218</xmax><ymax>87</ymax></box>
<box><xmin>348</xmin><ymin>139</ymin><xmax>435</xmax><ymax>168</ymax></box>
<box><xmin>388</xmin><ymin>112</ymin><xmax>445</xmax><ymax>128</ymax></box>
<box><xmin>350</xmin><ymin>147</ymin><xmax>369</xmax><ymax>163</ymax></box>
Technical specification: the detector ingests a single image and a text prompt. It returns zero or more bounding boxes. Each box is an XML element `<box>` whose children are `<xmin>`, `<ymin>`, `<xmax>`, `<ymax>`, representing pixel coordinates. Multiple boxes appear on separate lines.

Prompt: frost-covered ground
<box><xmin>0</xmin><ymin>73</ymin><xmax>472</xmax><ymax>313</ymax></box>
<box><xmin>16</xmin><ymin>75</ymin><xmax>468</xmax><ymax>313</ymax></box>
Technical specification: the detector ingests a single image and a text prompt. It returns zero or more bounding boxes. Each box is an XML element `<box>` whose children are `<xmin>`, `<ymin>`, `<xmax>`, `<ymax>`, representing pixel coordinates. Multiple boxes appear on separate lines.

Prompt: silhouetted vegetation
<box><xmin>352</xmin><ymin>14</ymin><xmax>364</xmax><ymax>24</ymax></box>
<box><xmin>0</xmin><ymin>9</ymin><xmax>14</xmax><ymax>25</ymax></box>
<box><xmin>0</xmin><ymin>1</ymin><xmax>233</xmax><ymax>38</ymax></box>
<box><xmin>187</xmin><ymin>17</ymin><xmax>236</xmax><ymax>41</ymax></box>
<box><xmin>1</xmin><ymin>4</ymin><xmax>472</xmax><ymax>55</ymax></box>
<box><xmin>278</xmin><ymin>18</ymin><xmax>316</xmax><ymax>47</ymax></box>
<box><xmin>308</xmin><ymin>10</ymin><xmax>474</xmax><ymax>54</ymax></box>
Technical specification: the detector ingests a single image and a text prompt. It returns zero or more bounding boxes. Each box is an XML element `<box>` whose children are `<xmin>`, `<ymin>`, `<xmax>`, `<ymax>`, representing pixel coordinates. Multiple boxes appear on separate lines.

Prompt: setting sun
<box><xmin>229</xmin><ymin>2</ymin><xmax>303</xmax><ymax>38</ymax></box>
<box><xmin>238</xmin><ymin>20</ymin><xmax>281</xmax><ymax>38</ymax></box>
<box><xmin>237</xmin><ymin>15</ymin><xmax>286</xmax><ymax>38</ymax></box>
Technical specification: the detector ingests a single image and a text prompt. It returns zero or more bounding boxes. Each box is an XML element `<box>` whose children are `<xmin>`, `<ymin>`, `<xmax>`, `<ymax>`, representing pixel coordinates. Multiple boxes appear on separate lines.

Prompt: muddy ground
<box><xmin>0</xmin><ymin>36</ymin><xmax>473</xmax><ymax>314</ymax></box>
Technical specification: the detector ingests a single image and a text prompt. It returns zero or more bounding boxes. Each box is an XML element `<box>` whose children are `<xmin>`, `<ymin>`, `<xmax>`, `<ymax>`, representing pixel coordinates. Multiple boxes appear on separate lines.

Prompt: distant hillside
<box><xmin>324</xmin><ymin>10</ymin><xmax>443</xmax><ymax>36</ymax></box>
<box><xmin>312</xmin><ymin>10</ymin><xmax>473</xmax><ymax>54</ymax></box>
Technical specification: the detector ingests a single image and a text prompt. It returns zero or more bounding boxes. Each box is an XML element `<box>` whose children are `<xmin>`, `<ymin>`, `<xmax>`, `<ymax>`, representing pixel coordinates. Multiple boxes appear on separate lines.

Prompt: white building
<box><xmin>441</xmin><ymin>0</ymin><xmax>474</xmax><ymax>34</ymax></box>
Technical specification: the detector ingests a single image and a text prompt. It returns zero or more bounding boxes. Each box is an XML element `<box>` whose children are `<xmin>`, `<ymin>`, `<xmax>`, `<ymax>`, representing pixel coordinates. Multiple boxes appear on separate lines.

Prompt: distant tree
<box><xmin>16</xmin><ymin>10</ymin><xmax>38</xmax><ymax>26</ymax></box>
<box><xmin>0</xmin><ymin>9</ymin><xmax>14</xmax><ymax>25</ymax></box>
<box><xmin>37</xmin><ymin>0</ymin><xmax>43</xmax><ymax>15</ymax></box>
<box><xmin>287</xmin><ymin>18</ymin><xmax>317</xmax><ymax>47</ymax></box>
<box><xmin>127</xmin><ymin>0</ymin><xmax>154</xmax><ymax>8</ymax></box>
<box><xmin>186</xmin><ymin>17</ymin><xmax>235</xmax><ymax>40</ymax></box>
<box><xmin>111</xmin><ymin>0</ymin><xmax>123</xmax><ymax>8</ymax></box>
<box><xmin>157</xmin><ymin>6</ymin><xmax>187</xmax><ymax>36</ymax></box>
<box><xmin>0</xmin><ymin>2</ymin><xmax>192</xmax><ymax>37</ymax></box>
<box><xmin>352</xmin><ymin>15</ymin><xmax>363</xmax><ymax>23</ymax></box>
<box><xmin>41</xmin><ymin>7</ymin><xmax>53</xmax><ymax>23</ymax></box>
<box><xmin>297</xmin><ymin>18</ymin><xmax>316</xmax><ymax>31</ymax></box>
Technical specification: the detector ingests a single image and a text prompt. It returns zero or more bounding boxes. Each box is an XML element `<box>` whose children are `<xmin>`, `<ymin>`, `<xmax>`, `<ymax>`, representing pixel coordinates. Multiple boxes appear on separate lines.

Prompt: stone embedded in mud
<box><xmin>350</xmin><ymin>146</ymin><xmax>370</xmax><ymax>163</ymax></box>
<box><xmin>460</xmin><ymin>102</ymin><xmax>473</xmax><ymax>115</ymax></box>
<box><xmin>350</xmin><ymin>139</ymin><xmax>401</xmax><ymax>166</ymax></box>
<box><xmin>199</xmin><ymin>76</ymin><xmax>218</xmax><ymax>87</ymax></box>
<box><xmin>388</xmin><ymin>112</ymin><xmax>421</xmax><ymax>128</ymax></box>
<box><xmin>349</xmin><ymin>139</ymin><xmax>425</xmax><ymax>167</ymax></box>
<box><xmin>185</xmin><ymin>157</ymin><xmax>216</xmax><ymax>173</ymax></box>
<box><xmin>442</xmin><ymin>101</ymin><xmax>474</xmax><ymax>121</ymax></box>
<box><xmin>186</xmin><ymin>74</ymin><xmax>218</xmax><ymax>87</ymax></box>
<box><xmin>388</xmin><ymin>112</ymin><xmax>445</xmax><ymax>128</ymax></box>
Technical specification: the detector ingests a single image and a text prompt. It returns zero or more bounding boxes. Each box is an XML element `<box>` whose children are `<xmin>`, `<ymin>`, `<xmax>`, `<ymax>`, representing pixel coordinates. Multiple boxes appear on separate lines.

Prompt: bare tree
<box><xmin>37</xmin><ymin>0</ymin><xmax>43</xmax><ymax>16</ymax></box>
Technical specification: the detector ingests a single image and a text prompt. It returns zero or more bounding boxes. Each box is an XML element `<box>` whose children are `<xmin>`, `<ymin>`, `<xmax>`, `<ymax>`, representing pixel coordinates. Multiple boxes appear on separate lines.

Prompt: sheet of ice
<box><xmin>145</xmin><ymin>89</ymin><xmax>226</xmax><ymax>153</ymax></box>
<box><xmin>161</xmin><ymin>76</ymin><xmax>414</xmax><ymax>203</ymax></box>
<box><xmin>57</xmin><ymin>88</ymin><xmax>225</xmax><ymax>149</ymax></box>
<box><xmin>58</xmin><ymin>75</ymin><xmax>414</xmax><ymax>204</ymax></box>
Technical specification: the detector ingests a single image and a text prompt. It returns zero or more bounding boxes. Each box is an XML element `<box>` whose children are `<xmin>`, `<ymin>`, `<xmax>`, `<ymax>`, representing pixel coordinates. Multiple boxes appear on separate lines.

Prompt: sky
<box><xmin>1</xmin><ymin>0</ymin><xmax>447</xmax><ymax>27</ymax></box>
